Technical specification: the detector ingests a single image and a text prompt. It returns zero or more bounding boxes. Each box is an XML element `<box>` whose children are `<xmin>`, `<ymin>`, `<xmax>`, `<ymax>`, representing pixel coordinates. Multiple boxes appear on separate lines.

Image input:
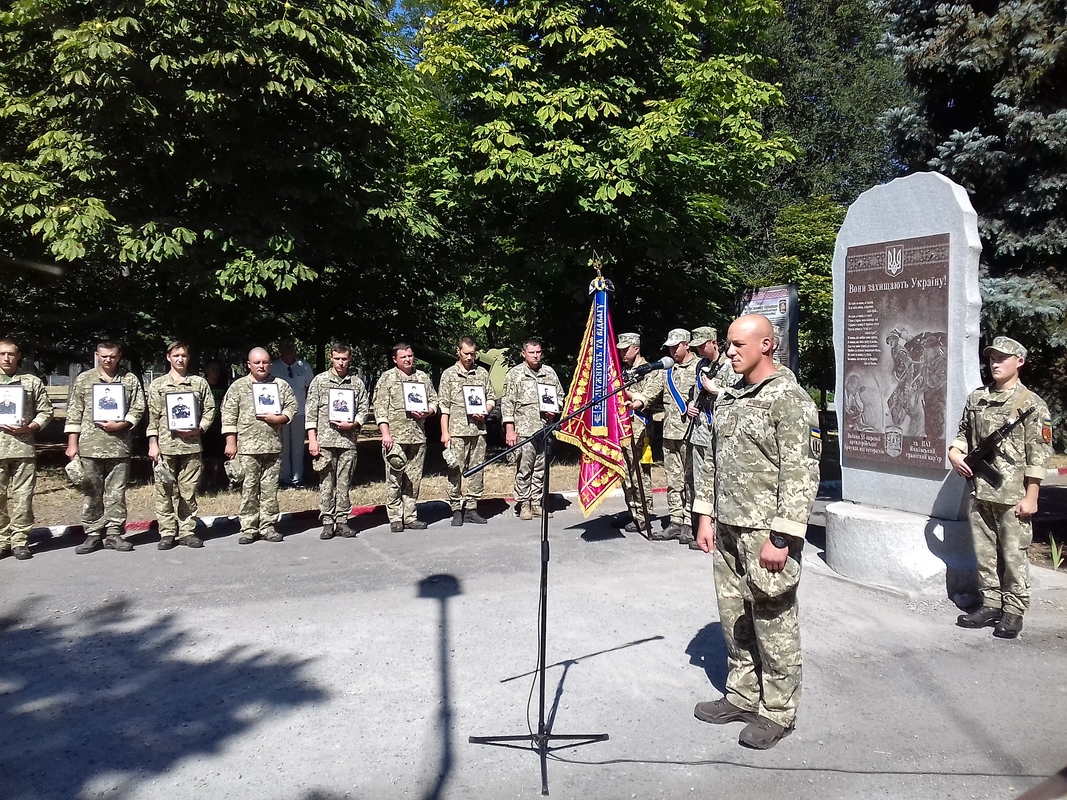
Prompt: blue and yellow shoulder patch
<box><xmin>1042</xmin><ymin>416</ymin><xmax>1053</xmax><ymax>445</ymax></box>
<box><xmin>810</xmin><ymin>426</ymin><xmax>822</xmax><ymax>459</ymax></box>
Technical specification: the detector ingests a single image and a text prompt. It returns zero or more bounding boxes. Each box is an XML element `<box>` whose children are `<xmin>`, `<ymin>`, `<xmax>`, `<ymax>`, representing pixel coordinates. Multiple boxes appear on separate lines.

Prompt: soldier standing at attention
<box><xmin>306</xmin><ymin>343</ymin><xmax>369</xmax><ymax>540</ymax></box>
<box><xmin>949</xmin><ymin>336</ymin><xmax>1051</xmax><ymax>640</ymax></box>
<box><xmin>373</xmin><ymin>342</ymin><xmax>438</xmax><ymax>532</ymax></box>
<box><xmin>692</xmin><ymin>314</ymin><xmax>820</xmax><ymax>750</ymax></box>
<box><xmin>146</xmin><ymin>341</ymin><xmax>216</xmax><ymax>550</ymax></box>
<box><xmin>66</xmin><ymin>341</ymin><xmax>147</xmax><ymax>554</ymax></box>
<box><xmin>438</xmin><ymin>336</ymin><xmax>495</xmax><ymax>527</ymax></box>
<box><xmin>502</xmin><ymin>339</ymin><xmax>565</xmax><ymax>521</ymax></box>
<box><xmin>617</xmin><ymin>332</ymin><xmax>661</xmax><ymax>533</ymax></box>
<box><xmin>0</xmin><ymin>338</ymin><xmax>54</xmax><ymax>561</ymax></box>
<box><xmin>222</xmin><ymin>347</ymin><xmax>298</xmax><ymax>544</ymax></box>
<box><xmin>270</xmin><ymin>338</ymin><xmax>314</xmax><ymax>487</ymax></box>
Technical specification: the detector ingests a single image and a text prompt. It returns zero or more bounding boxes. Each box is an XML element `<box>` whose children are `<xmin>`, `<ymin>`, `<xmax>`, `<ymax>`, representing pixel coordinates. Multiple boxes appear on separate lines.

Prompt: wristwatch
<box><xmin>769</xmin><ymin>532</ymin><xmax>791</xmax><ymax>549</ymax></box>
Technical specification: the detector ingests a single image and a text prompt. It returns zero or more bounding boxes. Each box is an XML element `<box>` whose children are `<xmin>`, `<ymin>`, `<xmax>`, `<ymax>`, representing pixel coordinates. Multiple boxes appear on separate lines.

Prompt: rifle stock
<box><xmin>963</xmin><ymin>406</ymin><xmax>1034</xmax><ymax>489</ymax></box>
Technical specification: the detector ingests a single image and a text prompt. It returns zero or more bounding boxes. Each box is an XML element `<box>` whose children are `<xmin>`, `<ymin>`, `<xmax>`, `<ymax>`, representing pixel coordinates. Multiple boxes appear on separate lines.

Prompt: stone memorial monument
<box><xmin>826</xmin><ymin>172</ymin><xmax>982</xmax><ymax>595</ymax></box>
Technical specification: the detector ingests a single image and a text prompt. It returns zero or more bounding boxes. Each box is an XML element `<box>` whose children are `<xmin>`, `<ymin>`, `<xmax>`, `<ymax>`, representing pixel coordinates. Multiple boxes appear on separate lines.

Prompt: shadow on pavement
<box><xmin>417</xmin><ymin>574</ymin><xmax>462</xmax><ymax>800</ymax></box>
<box><xmin>0</xmin><ymin>597</ymin><xmax>327</xmax><ymax>800</ymax></box>
<box><xmin>686</xmin><ymin>622</ymin><xmax>729</xmax><ymax>694</ymax></box>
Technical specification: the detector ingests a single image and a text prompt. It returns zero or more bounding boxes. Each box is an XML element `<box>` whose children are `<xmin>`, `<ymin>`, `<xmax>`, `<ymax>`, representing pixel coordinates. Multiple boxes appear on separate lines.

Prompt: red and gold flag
<box><xmin>556</xmin><ymin>276</ymin><xmax>632</xmax><ymax>516</ymax></box>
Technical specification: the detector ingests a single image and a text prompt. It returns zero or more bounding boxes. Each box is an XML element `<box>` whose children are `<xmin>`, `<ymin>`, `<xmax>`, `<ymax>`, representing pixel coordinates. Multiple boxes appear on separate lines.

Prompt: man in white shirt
<box><xmin>270</xmin><ymin>338</ymin><xmax>314</xmax><ymax>486</ymax></box>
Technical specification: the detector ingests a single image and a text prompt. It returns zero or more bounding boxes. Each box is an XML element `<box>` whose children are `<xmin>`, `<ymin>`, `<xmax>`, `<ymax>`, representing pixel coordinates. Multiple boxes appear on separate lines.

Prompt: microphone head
<box><xmin>660</xmin><ymin>356</ymin><xmax>676</xmax><ymax>369</ymax></box>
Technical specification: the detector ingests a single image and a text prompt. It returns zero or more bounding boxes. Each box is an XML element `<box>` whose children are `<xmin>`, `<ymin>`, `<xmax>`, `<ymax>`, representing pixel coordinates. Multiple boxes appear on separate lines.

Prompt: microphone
<box><xmin>625</xmin><ymin>356</ymin><xmax>674</xmax><ymax>379</ymax></box>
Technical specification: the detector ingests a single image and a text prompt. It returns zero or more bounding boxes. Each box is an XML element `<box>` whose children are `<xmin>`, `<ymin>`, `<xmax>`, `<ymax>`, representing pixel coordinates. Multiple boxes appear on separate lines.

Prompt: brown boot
<box><xmin>519</xmin><ymin>503</ymin><xmax>533</xmax><ymax>521</ymax></box>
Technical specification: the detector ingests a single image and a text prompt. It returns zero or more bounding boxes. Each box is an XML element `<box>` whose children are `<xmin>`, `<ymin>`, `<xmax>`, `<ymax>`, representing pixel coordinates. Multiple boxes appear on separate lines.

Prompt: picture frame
<box><xmin>537</xmin><ymin>383</ymin><xmax>560</xmax><ymax>413</ymax></box>
<box><xmin>0</xmin><ymin>385</ymin><xmax>24</xmax><ymax>427</ymax></box>
<box><xmin>463</xmin><ymin>385</ymin><xmax>487</xmax><ymax>416</ymax></box>
<box><xmin>329</xmin><ymin>388</ymin><xmax>356</xmax><ymax>423</ymax></box>
<box><xmin>253</xmin><ymin>382</ymin><xmax>281</xmax><ymax>416</ymax></box>
<box><xmin>92</xmin><ymin>383</ymin><xmax>126</xmax><ymax>423</ymax></box>
<box><xmin>165</xmin><ymin>391</ymin><xmax>199</xmax><ymax>431</ymax></box>
<box><xmin>402</xmin><ymin>381</ymin><xmax>429</xmax><ymax>413</ymax></box>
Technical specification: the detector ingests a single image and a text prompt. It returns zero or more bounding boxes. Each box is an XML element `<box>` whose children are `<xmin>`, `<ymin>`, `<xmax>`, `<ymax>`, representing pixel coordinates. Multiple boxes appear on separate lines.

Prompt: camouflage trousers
<box><xmin>318</xmin><ymin>447</ymin><xmax>356</xmax><ymax>524</ymax></box>
<box><xmin>238</xmin><ymin>453</ymin><xmax>282</xmax><ymax>538</ymax></box>
<box><xmin>971</xmin><ymin>499</ymin><xmax>1032</xmax><ymax>616</ymax></box>
<box><xmin>662</xmin><ymin>438</ymin><xmax>693</xmax><ymax>527</ymax></box>
<box><xmin>279</xmin><ymin>414</ymin><xmax>306</xmax><ymax>485</ymax></box>
<box><xmin>385</xmin><ymin>443</ymin><xmax>425</xmax><ymax>525</ymax></box>
<box><xmin>621</xmin><ymin>429</ymin><xmax>653</xmax><ymax>527</ymax></box>
<box><xmin>0</xmin><ymin>457</ymin><xmax>36</xmax><ymax>548</ymax></box>
<box><xmin>513</xmin><ymin>435</ymin><xmax>547</xmax><ymax>506</ymax></box>
<box><xmin>447</xmin><ymin>435</ymin><xmax>486</xmax><ymax>512</ymax></box>
<box><xmin>154</xmin><ymin>453</ymin><xmax>202</xmax><ymax>539</ymax></box>
<box><xmin>714</xmin><ymin>523</ymin><xmax>803</xmax><ymax>728</ymax></box>
<box><xmin>82</xmin><ymin>457</ymin><xmax>130</xmax><ymax>538</ymax></box>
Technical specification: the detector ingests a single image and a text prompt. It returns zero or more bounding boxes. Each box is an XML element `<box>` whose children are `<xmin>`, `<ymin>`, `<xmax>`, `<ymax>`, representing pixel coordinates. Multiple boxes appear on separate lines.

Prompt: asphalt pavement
<box><xmin>2</xmin><ymin>491</ymin><xmax>1066</xmax><ymax>800</ymax></box>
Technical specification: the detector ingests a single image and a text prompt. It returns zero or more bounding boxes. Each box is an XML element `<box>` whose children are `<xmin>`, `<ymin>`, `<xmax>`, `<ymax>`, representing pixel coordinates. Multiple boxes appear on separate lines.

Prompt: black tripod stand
<box><xmin>465</xmin><ymin>377</ymin><xmax>641</xmax><ymax>795</ymax></box>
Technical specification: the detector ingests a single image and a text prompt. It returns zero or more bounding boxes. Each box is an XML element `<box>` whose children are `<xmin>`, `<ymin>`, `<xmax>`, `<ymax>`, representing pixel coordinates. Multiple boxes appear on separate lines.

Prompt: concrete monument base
<box><xmin>825</xmin><ymin>501</ymin><xmax>977</xmax><ymax>597</ymax></box>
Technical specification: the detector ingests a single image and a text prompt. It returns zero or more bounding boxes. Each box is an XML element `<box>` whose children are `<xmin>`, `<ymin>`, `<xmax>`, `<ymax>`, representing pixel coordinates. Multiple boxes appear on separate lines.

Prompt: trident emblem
<box><xmin>886</xmin><ymin>246</ymin><xmax>903</xmax><ymax>277</ymax></box>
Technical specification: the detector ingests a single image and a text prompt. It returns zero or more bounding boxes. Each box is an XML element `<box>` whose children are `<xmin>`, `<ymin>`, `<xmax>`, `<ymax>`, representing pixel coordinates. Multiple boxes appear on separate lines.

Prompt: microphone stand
<box><xmin>464</xmin><ymin>371</ymin><xmax>651</xmax><ymax>795</ymax></box>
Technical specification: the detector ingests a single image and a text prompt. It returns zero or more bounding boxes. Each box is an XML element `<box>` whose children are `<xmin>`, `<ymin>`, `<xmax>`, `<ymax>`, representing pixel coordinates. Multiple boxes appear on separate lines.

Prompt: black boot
<box><xmin>957</xmin><ymin>606</ymin><xmax>1001</xmax><ymax>628</ymax></box>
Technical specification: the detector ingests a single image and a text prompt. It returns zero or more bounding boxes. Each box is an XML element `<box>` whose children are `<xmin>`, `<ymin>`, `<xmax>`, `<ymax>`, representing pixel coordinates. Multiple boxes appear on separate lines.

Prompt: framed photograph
<box><xmin>402</xmin><ymin>381</ymin><xmax>429</xmax><ymax>413</ymax></box>
<box><xmin>0</xmin><ymin>385</ymin><xmax>24</xmax><ymax>426</ymax></box>
<box><xmin>92</xmin><ymin>384</ymin><xmax>126</xmax><ymax>423</ymax></box>
<box><xmin>463</xmin><ymin>385</ymin><xmax>487</xmax><ymax>416</ymax></box>
<box><xmin>538</xmin><ymin>383</ymin><xmax>560</xmax><ymax>413</ymax></box>
<box><xmin>253</xmin><ymin>382</ymin><xmax>281</xmax><ymax>416</ymax></box>
<box><xmin>165</xmin><ymin>392</ymin><xmax>199</xmax><ymax>431</ymax></box>
<box><xmin>329</xmin><ymin>388</ymin><xmax>356</xmax><ymax>423</ymax></box>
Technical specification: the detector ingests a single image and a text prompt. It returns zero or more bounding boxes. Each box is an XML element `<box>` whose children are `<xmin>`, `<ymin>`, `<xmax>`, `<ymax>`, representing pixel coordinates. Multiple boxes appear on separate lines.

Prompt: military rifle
<box><xmin>963</xmin><ymin>406</ymin><xmax>1034</xmax><ymax>489</ymax></box>
<box><xmin>682</xmin><ymin>359</ymin><xmax>724</xmax><ymax>445</ymax></box>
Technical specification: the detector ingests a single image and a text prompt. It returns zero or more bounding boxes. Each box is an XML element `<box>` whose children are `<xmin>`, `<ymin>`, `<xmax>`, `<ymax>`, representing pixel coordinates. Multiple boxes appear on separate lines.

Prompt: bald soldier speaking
<box><xmin>691</xmin><ymin>314</ymin><xmax>820</xmax><ymax>750</ymax></box>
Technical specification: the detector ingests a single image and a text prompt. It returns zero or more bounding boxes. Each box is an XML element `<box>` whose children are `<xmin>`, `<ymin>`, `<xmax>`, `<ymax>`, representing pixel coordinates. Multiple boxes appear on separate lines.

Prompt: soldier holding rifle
<box><xmin>949</xmin><ymin>336</ymin><xmax>1052</xmax><ymax>640</ymax></box>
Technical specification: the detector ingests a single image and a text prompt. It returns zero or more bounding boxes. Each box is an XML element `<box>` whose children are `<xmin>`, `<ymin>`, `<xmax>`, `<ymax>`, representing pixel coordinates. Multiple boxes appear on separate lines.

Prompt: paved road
<box><xmin>3</xmin><ymin>494</ymin><xmax>1066</xmax><ymax>800</ymax></box>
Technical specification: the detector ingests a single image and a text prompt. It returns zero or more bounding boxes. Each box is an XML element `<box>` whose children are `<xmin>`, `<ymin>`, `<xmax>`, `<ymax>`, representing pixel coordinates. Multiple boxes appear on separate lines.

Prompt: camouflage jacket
<box><xmin>65</xmin><ymin>368</ymin><xmax>146</xmax><ymax>459</ymax></box>
<box><xmin>0</xmin><ymin>371</ymin><xmax>53</xmax><ymax>459</ymax></box>
<box><xmin>438</xmin><ymin>363</ymin><xmax>495</xmax><ymax>437</ymax></box>
<box><xmin>372</xmin><ymin>367</ymin><xmax>438</xmax><ymax>445</ymax></box>
<box><xmin>694</xmin><ymin>366</ymin><xmax>820</xmax><ymax>538</ymax></box>
<box><xmin>688</xmin><ymin>355</ymin><xmax>732</xmax><ymax>448</ymax></box>
<box><xmin>642</xmin><ymin>355</ymin><xmax>698</xmax><ymax>441</ymax></box>
<box><xmin>305</xmin><ymin>370</ymin><xmax>370</xmax><ymax>450</ymax></box>
<box><xmin>501</xmin><ymin>363</ymin><xmax>565</xmax><ymax>438</ymax></box>
<box><xmin>951</xmin><ymin>381</ymin><xmax>1052</xmax><ymax>504</ymax></box>
<box><xmin>624</xmin><ymin>356</ymin><xmax>663</xmax><ymax>438</ymax></box>
<box><xmin>146</xmin><ymin>373</ymin><xmax>217</xmax><ymax>456</ymax></box>
<box><xmin>220</xmin><ymin>375</ymin><xmax>298</xmax><ymax>455</ymax></box>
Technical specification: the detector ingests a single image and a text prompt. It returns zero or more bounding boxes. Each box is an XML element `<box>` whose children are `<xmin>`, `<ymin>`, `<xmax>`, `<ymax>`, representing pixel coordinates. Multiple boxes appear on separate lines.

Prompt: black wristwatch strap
<box><xmin>769</xmin><ymin>532</ymin><xmax>791</xmax><ymax>549</ymax></box>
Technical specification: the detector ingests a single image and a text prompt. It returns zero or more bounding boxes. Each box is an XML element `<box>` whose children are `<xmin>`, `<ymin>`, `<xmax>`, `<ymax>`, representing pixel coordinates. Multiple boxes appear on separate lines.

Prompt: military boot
<box><xmin>178</xmin><ymin>535</ymin><xmax>204</xmax><ymax>548</ymax></box>
<box><xmin>104</xmin><ymin>535</ymin><xmax>133</xmax><ymax>552</ymax></box>
<box><xmin>694</xmin><ymin>698</ymin><xmax>755</xmax><ymax>725</ymax></box>
<box><xmin>75</xmin><ymin>535</ymin><xmax>103</xmax><ymax>554</ymax></box>
<box><xmin>464</xmin><ymin>509</ymin><xmax>488</xmax><ymax>525</ymax></box>
<box><xmin>320</xmin><ymin>521</ymin><xmax>336</xmax><ymax>540</ymax></box>
<box><xmin>993</xmin><ymin>613</ymin><xmax>1023</xmax><ymax>639</ymax></box>
<box><xmin>451</xmin><ymin>511</ymin><xmax>464</xmax><ymax>527</ymax></box>
<box><xmin>651</xmin><ymin>522</ymin><xmax>683</xmax><ymax>541</ymax></box>
<box><xmin>158</xmin><ymin>536</ymin><xmax>177</xmax><ymax>550</ymax></box>
<box><xmin>531</xmin><ymin>505</ymin><xmax>553</xmax><ymax>518</ymax></box>
<box><xmin>739</xmin><ymin>717</ymin><xmax>793</xmax><ymax>750</ymax></box>
<box><xmin>13</xmin><ymin>546</ymin><xmax>33</xmax><ymax>560</ymax></box>
<box><xmin>678</xmin><ymin>524</ymin><xmax>695</xmax><ymax>545</ymax></box>
<box><xmin>0</xmin><ymin>543</ymin><xmax>11</xmax><ymax>559</ymax></box>
<box><xmin>519</xmin><ymin>503</ymin><xmax>533</xmax><ymax>521</ymax></box>
<box><xmin>957</xmin><ymin>606</ymin><xmax>1001</xmax><ymax>628</ymax></box>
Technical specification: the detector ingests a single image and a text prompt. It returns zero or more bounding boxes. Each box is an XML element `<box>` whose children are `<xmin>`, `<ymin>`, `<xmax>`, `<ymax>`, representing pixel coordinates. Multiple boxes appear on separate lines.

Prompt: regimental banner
<box><xmin>842</xmin><ymin>233</ymin><xmax>950</xmax><ymax>468</ymax></box>
<box><xmin>557</xmin><ymin>277</ymin><xmax>632</xmax><ymax>516</ymax></box>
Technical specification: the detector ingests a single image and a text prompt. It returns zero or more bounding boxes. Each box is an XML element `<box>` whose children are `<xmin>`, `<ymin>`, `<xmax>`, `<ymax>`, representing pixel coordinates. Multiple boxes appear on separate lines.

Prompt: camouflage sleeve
<box><xmin>125</xmin><ymin>374</ymin><xmax>146</xmax><ymax>427</ymax></box>
<box><xmin>950</xmin><ymin>394</ymin><xmax>974</xmax><ymax>453</ymax></box>
<box><xmin>551</xmin><ymin>367</ymin><xmax>565</xmax><ymax>399</ymax></box>
<box><xmin>146</xmin><ymin>379</ymin><xmax>164</xmax><ymax>440</ymax></box>
<box><xmin>631</xmin><ymin>370</ymin><xmax>664</xmax><ymax>410</ymax></box>
<box><xmin>437</xmin><ymin>368</ymin><xmax>456</xmax><ymax>419</ymax></box>
<box><xmin>305</xmin><ymin>376</ymin><xmax>323</xmax><ymax>431</ymax></box>
<box><xmin>484</xmin><ymin>369</ymin><xmax>496</xmax><ymax>410</ymax></box>
<box><xmin>371</xmin><ymin>374</ymin><xmax>388</xmax><ymax>426</ymax></box>
<box><xmin>354</xmin><ymin>380</ymin><xmax>370</xmax><ymax>426</ymax></box>
<box><xmin>1024</xmin><ymin>396</ymin><xmax>1053</xmax><ymax>480</ymax></box>
<box><xmin>199</xmin><ymin>377</ymin><xmax>217</xmax><ymax>432</ymax></box>
<box><xmin>30</xmin><ymin>377</ymin><xmax>53</xmax><ymax>430</ymax></box>
<box><xmin>279</xmin><ymin>380</ymin><xmax>299</xmax><ymax>422</ymax></box>
<box><xmin>501</xmin><ymin>369</ymin><xmax>518</xmax><ymax>425</ymax></box>
<box><xmin>64</xmin><ymin>373</ymin><xmax>87</xmax><ymax>434</ymax></box>
<box><xmin>220</xmin><ymin>382</ymin><xmax>241</xmax><ymax>435</ymax></box>
<box><xmin>691</xmin><ymin>437</ymin><xmax>716</xmax><ymax>517</ymax></box>
<box><xmin>771</xmin><ymin>390</ymin><xmax>820</xmax><ymax>538</ymax></box>
<box><xmin>423</xmin><ymin>371</ymin><xmax>440</xmax><ymax>413</ymax></box>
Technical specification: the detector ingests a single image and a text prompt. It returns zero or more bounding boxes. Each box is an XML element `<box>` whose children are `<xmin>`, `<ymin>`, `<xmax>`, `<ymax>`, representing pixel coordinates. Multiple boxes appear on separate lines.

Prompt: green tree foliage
<box><xmin>410</xmin><ymin>0</ymin><xmax>796</xmax><ymax>360</ymax></box>
<box><xmin>876</xmin><ymin>0</ymin><xmax>1067</xmax><ymax>445</ymax></box>
<box><xmin>0</xmin><ymin>0</ymin><xmax>417</xmax><ymax>361</ymax></box>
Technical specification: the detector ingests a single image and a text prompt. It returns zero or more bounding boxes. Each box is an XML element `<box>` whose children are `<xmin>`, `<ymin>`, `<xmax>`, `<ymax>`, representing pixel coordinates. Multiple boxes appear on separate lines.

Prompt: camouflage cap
<box><xmin>384</xmin><ymin>443</ymin><xmax>407</xmax><ymax>472</ymax></box>
<box><xmin>662</xmin><ymin>328</ymin><xmax>691</xmax><ymax>347</ymax></box>
<box><xmin>747</xmin><ymin>555</ymin><xmax>800</xmax><ymax>598</ymax></box>
<box><xmin>154</xmin><ymin>459</ymin><xmax>176</xmax><ymax>487</ymax></box>
<box><xmin>616</xmin><ymin>332</ymin><xmax>641</xmax><ymax>349</ymax></box>
<box><xmin>312</xmin><ymin>452</ymin><xmax>331</xmax><ymax>472</ymax></box>
<box><xmin>690</xmin><ymin>326</ymin><xmax>717</xmax><ymax>347</ymax></box>
<box><xmin>64</xmin><ymin>456</ymin><xmax>88</xmax><ymax>490</ymax></box>
<box><xmin>983</xmin><ymin>336</ymin><xmax>1027</xmax><ymax>359</ymax></box>
<box><xmin>441</xmin><ymin>446</ymin><xmax>460</xmax><ymax>470</ymax></box>
<box><xmin>224</xmin><ymin>457</ymin><xmax>245</xmax><ymax>484</ymax></box>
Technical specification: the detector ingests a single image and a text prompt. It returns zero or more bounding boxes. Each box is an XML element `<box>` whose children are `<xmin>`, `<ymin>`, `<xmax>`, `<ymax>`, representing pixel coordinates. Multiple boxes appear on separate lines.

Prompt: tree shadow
<box><xmin>0</xmin><ymin>597</ymin><xmax>327</xmax><ymax>800</ymax></box>
<box><xmin>686</xmin><ymin>622</ymin><xmax>729</xmax><ymax>693</ymax></box>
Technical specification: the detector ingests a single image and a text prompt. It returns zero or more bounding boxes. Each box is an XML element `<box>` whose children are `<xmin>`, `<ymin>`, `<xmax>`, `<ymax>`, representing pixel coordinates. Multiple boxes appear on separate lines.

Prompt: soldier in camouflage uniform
<box><xmin>373</xmin><ymin>342</ymin><xmax>439</xmax><ymax>532</ymax></box>
<box><xmin>617</xmin><ymin>333</ymin><xmax>661</xmax><ymax>533</ymax></box>
<box><xmin>949</xmin><ymin>336</ymin><xmax>1052</xmax><ymax>640</ymax></box>
<box><xmin>640</xmin><ymin>328</ymin><xmax>701</xmax><ymax>542</ymax></box>
<box><xmin>0</xmin><ymin>338</ymin><xmax>54</xmax><ymax>561</ymax></box>
<box><xmin>221</xmin><ymin>347</ymin><xmax>298</xmax><ymax>544</ymax></box>
<box><xmin>688</xmin><ymin>326</ymin><xmax>734</xmax><ymax>550</ymax></box>
<box><xmin>438</xmin><ymin>336</ymin><xmax>495</xmax><ymax>527</ymax></box>
<box><xmin>306</xmin><ymin>343</ymin><xmax>369</xmax><ymax>539</ymax></box>
<box><xmin>692</xmin><ymin>314</ymin><xmax>820</xmax><ymax>750</ymax></box>
<box><xmin>502</xmin><ymin>339</ymin><xmax>565</xmax><ymax>521</ymax></box>
<box><xmin>146</xmin><ymin>341</ymin><xmax>216</xmax><ymax>550</ymax></box>
<box><xmin>66</xmin><ymin>341</ymin><xmax>147</xmax><ymax>554</ymax></box>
